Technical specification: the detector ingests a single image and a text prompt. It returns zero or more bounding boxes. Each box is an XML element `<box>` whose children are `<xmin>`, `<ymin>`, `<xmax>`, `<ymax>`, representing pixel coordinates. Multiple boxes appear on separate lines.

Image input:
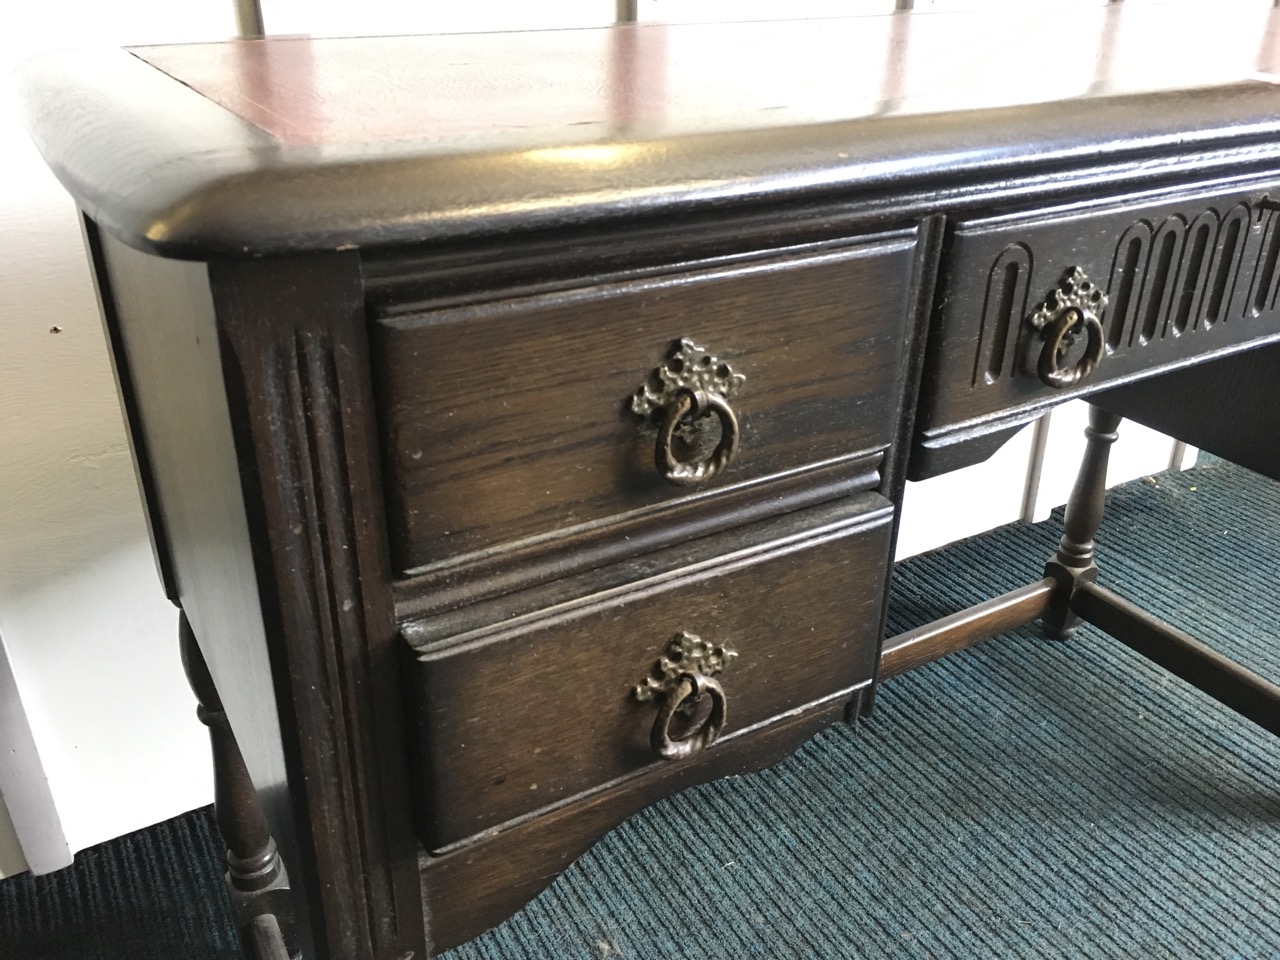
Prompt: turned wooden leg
<box><xmin>179</xmin><ymin>612</ymin><xmax>300</xmax><ymax>960</ymax></box>
<box><xmin>1041</xmin><ymin>405</ymin><xmax>1123</xmax><ymax>639</ymax></box>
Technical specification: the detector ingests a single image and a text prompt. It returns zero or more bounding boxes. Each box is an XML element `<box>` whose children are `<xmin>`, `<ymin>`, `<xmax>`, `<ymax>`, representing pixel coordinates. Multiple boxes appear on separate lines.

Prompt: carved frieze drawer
<box><xmin>400</xmin><ymin>495</ymin><xmax>893</xmax><ymax>852</ymax></box>
<box><xmin>913</xmin><ymin>182</ymin><xmax>1280</xmax><ymax>477</ymax></box>
<box><xmin>371</xmin><ymin>234</ymin><xmax>915</xmax><ymax>579</ymax></box>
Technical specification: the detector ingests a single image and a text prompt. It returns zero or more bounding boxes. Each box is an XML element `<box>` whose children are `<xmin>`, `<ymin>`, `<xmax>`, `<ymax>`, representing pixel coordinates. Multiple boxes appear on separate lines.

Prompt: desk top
<box><xmin>19</xmin><ymin>3</ymin><xmax>1280</xmax><ymax>257</ymax></box>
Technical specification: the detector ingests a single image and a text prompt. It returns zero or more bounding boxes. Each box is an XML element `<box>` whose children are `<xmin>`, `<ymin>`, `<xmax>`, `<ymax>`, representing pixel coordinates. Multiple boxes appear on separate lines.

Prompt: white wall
<box><xmin>0</xmin><ymin>1</ymin><xmax>240</xmax><ymax>879</ymax></box>
<box><xmin>0</xmin><ymin>0</ymin><xmax>1205</xmax><ymax>878</ymax></box>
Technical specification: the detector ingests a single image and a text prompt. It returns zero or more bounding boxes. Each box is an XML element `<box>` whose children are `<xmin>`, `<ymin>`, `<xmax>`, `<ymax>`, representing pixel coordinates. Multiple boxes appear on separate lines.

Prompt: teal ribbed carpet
<box><xmin>3</xmin><ymin>457</ymin><xmax>1278</xmax><ymax>959</ymax></box>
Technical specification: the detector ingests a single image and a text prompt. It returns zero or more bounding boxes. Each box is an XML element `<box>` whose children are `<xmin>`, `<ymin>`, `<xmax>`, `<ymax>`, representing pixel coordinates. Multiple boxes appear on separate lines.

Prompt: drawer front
<box><xmin>915</xmin><ymin>182</ymin><xmax>1280</xmax><ymax>471</ymax></box>
<box><xmin>404</xmin><ymin>499</ymin><xmax>892</xmax><ymax>851</ymax></box>
<box><xmin>373</xmin><ymin>235</ymin><xmax>915</xmax><ymax>576</ymax></box>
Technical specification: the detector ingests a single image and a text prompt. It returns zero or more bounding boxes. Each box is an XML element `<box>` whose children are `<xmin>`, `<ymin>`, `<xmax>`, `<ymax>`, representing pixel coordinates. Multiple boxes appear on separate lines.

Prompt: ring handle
<box><xmin>656</xmin><ymin>389</ymin><xmax>740</xmax><ymax>486</ymax></box>
<box><xmin>1026</xmin><ymin>267</ymin><xmax>1109</xmax><ymax>390</ymax></box>
<box><xmin>650</xmin><ymin>672</ymin><xmax>727</xmax><ymax>761</ymax></box>
<box><xmin>1038</xmin><ymin>307</ymin><xmax>1105</xmax><ymax>389</ymax></box>
<box><xmin>631</xmin><ymin>338</ymin><xmax>745</xmax><ymax>486</ymax></box>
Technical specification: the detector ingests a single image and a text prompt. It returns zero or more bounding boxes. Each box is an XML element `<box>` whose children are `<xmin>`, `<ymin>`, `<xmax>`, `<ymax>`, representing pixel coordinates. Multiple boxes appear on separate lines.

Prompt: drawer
<box><xmin>373</xmin><ymin>235</ymin><xmax>915</xmax><ymax>577</ymax></box>
<box><xmin>401</xmin><ymin>496</ymin><xmax>893</xmax><ymax>851</ymax></box>
<box><xmin>913</xmin><ymin>181</ymin><xmax>1280</xmax><ymax>477</ymax></box>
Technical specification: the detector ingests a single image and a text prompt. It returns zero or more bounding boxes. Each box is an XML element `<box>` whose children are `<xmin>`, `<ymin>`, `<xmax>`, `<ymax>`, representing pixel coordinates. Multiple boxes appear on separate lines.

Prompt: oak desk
<box><xmin>19</xmin><ymin>8</ymin><xmax>1280</xmax><ymax>958</ymax></box>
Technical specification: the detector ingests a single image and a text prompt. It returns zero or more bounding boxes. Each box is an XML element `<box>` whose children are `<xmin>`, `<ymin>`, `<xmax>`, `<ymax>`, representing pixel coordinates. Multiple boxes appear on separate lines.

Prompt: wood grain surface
<box><xmin>405</xmin><ymin>499</ymin><xmax>892</xmax><ymax>849</ymax></box>
<box><xmin>913</xmin><ymin>177</ymin><xmax>1280</xmax><ymax>477</ymax></box>
<box><xmin>30</xmin><ymin>11</ymin><xmax>1280</xmax><ymax>960</ymax></box>
<box><xmin>132</xmin><ymin>7</ymin><xmax>1279</xmax><ymax>147</ymax></box>
<box><xmin>420</xmin><ymin>697</ymin><xmax>850</xmax><ymax>953</ymax></box>
<box><xmin>21</xmin><ymin>10</ymin><xmax>1280</xmax><ymax>258</ymax></box>
<box><xmin>375</xmin><ymin>236</ymin><xmax>913</xmax><ymax>575</ymax></box>
<box><xmin>209</xmin><ymin>254</ymin><xmax>425</xmax><ymax>960</ymax></box>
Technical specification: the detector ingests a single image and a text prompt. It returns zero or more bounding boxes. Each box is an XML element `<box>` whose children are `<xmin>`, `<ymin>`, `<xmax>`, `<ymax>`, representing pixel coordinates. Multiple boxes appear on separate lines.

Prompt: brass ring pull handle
<box><xmin>632</xmin><ymin>338</ymin><xmax>746</xmax><ymax>487</ymax></box>
<box><xmin>1038</xmin><ymin>307</ymin><xmax>1104</xmax><ymax>389</ymax></box>
<box><xmin>633</xmin><ymin>631</ymin><xmax>737</xmax><ymax>762</ymax></box>
<box><xmin>650</xmin><ymin>672</ymin><xmax>727</xmax><ymax>761</ymax></box>
<box><xmin>1027</xmin><ymin>267</ymin><xmax>1109</xmax><ymax>390</ymax></box>
<box><xmin>656</xmin><ymin>389</ymin><xmax>740</xmax><ymax>486</ymax></box>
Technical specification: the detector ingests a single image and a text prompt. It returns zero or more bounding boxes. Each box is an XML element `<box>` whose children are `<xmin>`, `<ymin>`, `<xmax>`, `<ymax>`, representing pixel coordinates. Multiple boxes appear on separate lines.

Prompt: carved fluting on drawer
<box><xmin>1081</xmin><ymin>202</ymin><xmax>1255</xmax><ymax>349</ymax></box>
<box><xmin>972</xmin><ymin>243</ymin><xmax>1033</xmax><ymax>387</ymax></box>
<box><xmin>912</xmin><ymin>184</ymin><xmax>1280</xmax><ymax>478</ymax></box>
<box><xmin>970</xmin><ymin>197</ymin><xmax>1276</xmax><ymax>389</ymax></box>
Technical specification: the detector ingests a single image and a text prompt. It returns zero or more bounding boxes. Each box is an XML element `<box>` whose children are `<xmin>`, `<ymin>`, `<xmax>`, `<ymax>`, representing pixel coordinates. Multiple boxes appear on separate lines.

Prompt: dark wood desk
<box><xmin>18</xmin><ymin>8</ymin><xmax>1280</xmax><ymax>958</ymax></box>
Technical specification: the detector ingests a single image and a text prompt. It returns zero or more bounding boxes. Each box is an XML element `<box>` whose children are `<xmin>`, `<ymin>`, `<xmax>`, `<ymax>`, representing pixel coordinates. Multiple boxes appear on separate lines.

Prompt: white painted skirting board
<box><xmin>0</xmin><ymin>628</ymin><xmax>70</xmax><ymax>877</ymax></box>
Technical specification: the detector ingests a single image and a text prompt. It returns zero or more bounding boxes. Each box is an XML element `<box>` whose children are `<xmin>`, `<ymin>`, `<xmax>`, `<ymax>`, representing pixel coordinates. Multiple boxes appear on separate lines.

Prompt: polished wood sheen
<box><xmin>19</xmin><ymin>8</ymin><xmax>1280</xmax><ymax>259</ymax></box>
<box><xmin>879</xmin><ymin>579</ymin><xmax>1057</xmax><ymax>680</ymax></box>
<box><xmin>405</xmin><ymin>500</ymin><xmax>892</xmax><ymax>849</ymax></box>
<box><xmin>1071</xmin><ymin>582</ymin><xmax>1280</xmax><ymax>737</ymax></box>
<box><xmin>180</xmin><ymin>614</ymin><xmax>299</xmax><ymax>959</ymax></box>
<box><xmin>374</xmin><ymin>237</ymin><xmax>913</xmax><ymax>573</ymax></box>
<box><xmin>16</xmin><ymin>8</ymin><xmax>1280</xmax><ymax>959</ymax></box>
<box><xmin>86</xmin><ymin>228</ymin><xmax>330</xmax><ymax>957</ymax></box>
<box><xmin>393</xmin><ymin>453</ymin><xmax>885</xmax><ymax>619</ymax></box>
<box><xmin>421</xmin><ymin>699</ymin><xmax>847</xmax><ymax>953</ymax></box>
<box><xmin>89</xmin><ymin>228</ymin><xmax>425</xmax><ymax>959</ymax></box>
<box><xmin>129</xmin><ymin>7</ymin><xmax>1280</xmax><ymax>149</ymax></box>
<box><xmin>913</xmin><ymin>181</ymin><xmax>1280</xmax><ymax>477</ymax></box>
